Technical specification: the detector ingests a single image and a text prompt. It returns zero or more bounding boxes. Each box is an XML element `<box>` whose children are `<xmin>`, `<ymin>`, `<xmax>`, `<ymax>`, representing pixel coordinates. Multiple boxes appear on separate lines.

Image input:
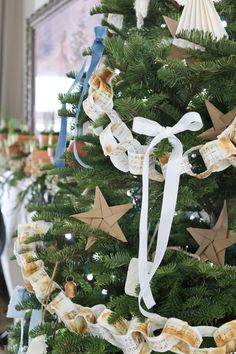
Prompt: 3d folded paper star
<box><xmin>71</xmin><ymin>186</ymin><xmax>132</xmax><ymax>250</ymax></box>
<box><xmin>187</xmin><ymin>201</ymin><xmax>236</xmax><ymax>265</ymax></box>
<box><xmin>163</xmin><ymin>16</ymin><xmax>195</xmax><ymax>61</ymax></box>
<box><xmin>199</xmin><ymin>100</ymin><xmax>236</xmax><ymax>140</ymax></box>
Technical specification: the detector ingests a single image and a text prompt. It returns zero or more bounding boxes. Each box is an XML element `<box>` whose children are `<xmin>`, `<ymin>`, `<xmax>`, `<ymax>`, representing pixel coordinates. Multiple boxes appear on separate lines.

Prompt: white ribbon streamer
<box><xmin>132</xmin><ymin>113</ymin><xmax>203</xmax><ymax>311</ymax></box>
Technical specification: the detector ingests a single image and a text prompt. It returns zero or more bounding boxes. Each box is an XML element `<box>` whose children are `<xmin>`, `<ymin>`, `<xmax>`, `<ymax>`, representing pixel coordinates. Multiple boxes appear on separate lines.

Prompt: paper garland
<box><xmin>83</xmin><ymin>66</ymin><xmax>236</xmax><ymax>181</ymax></box>
<box><xmin>12</xmin><ymin>220</ymin><xmax>236</xmax><ymax>354</ymax></box>
<box><xmin>82</xmin><ymin>65</ymin><xmax>236</xmax><ymax>312</ymax></box>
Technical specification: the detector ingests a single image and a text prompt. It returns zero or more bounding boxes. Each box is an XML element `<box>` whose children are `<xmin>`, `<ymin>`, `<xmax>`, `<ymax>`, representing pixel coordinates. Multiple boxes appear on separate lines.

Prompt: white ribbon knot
<box><xmin>132</xmin><ymin>112</ymin><xmax>203</xmax><ymax>315</ymax></box>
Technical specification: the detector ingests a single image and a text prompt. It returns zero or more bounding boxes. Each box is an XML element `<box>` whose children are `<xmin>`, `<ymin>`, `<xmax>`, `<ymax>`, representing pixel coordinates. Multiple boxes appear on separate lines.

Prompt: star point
<box><xmin>199</xmin><ymin>100</ymin><xmax>236</xmax><ymax>140</ymax></box>
<box><xmin>71</xmin><ymin>186</ymin><xmax>132</xmax><ymax>249</ymax></box>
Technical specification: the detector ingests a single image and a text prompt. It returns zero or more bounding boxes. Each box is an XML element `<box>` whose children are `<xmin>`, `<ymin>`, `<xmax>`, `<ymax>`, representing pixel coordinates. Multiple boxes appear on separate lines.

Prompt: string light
<box><xmin>65</xmin><ymin>233</ymin><xmax>73</xmax><ymax>240</ymax></box>
<box><xmin>87</xmin><ymin>273</ymin><xmax>94</xmax><ymax>281</ymax></box>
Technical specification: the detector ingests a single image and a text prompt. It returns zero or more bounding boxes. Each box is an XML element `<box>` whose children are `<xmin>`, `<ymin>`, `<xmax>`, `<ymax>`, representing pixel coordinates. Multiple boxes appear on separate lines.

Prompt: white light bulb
<box><xmin>221</xmin><ymin>20</ymin><xmax>227</xmax><ymax>27</ymax></box>
<box><xmin>87</xmin><ymin>273</ymin><xmax>93</xmax><ymax>281</ymax></box>
<box><xmin>65</xmin><ymin>233</ymin><xmax>72</xmax><ymax>240</ymax></box>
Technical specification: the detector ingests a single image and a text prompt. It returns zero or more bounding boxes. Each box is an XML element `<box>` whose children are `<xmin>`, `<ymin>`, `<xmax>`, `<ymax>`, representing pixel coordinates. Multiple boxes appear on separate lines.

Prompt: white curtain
<box><xmin>0</xmin><ymin>0</ymin><xmax>24</xmax><ymax>125</ymax></box>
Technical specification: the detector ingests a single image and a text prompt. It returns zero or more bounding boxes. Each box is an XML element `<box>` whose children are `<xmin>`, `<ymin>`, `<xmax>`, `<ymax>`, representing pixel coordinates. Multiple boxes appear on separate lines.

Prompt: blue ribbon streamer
<box><xmin>73</xmin><ymin>26</ymin><xmax>106</xmax><ymax>167</ymax></box>
<box><xmin>55</xmin><ymin>61</ymin><xmax>86</xmax><ymax>167</ymax></box>
<box><xmin>55</xmin><ymin>26</ymin><xmax>106</xmax><ymax>168</ymax></box>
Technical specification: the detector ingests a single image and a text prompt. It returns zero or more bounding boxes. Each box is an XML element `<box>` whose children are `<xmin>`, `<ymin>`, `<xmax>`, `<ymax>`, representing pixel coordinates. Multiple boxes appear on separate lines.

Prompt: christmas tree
<box><xmin>8</xmin><ymin>0</ymin><xmax>236</xmax><ymax>353</ymax></box>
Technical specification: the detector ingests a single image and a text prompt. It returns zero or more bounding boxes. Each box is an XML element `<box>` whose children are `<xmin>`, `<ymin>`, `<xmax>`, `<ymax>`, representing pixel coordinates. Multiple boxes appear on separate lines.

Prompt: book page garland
<box><xmin>14</xmin><ymin>221</ymin><xmax>236</xmax><ymax>354</ymax></box>
<box><xmin>83</xmin><ymin>66</ymin><xmax>236</xmax><ymax>181</ymax></box>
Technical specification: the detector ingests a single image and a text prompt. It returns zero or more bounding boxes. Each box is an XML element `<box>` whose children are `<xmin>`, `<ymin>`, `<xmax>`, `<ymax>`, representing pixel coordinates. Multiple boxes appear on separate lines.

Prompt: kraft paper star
<box><xmin>163</xmin><ymin>16</ymin><xmax>196</xmax><ymax>63</ymax></box>
<box><xmin>187</xmin><ymin>201</ymin><xmax>236</xmax><ymax>265</ymax></box>
<box><xmin>71</xmin><ymin>186</ymin><xmax>132</xmax><ymax>250</ymax></box>
<box><xmin>199</xmin><ymin>100</ymin><xmax>236</xmax><ymax>140</ymax></box>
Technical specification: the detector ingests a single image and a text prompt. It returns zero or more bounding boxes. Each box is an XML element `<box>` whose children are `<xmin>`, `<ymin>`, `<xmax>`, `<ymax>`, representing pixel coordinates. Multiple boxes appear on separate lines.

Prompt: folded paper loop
<box><xmin>136</xmin><ymin>112</ymin><xmax>202</xmax><ymax>311</ymax></box>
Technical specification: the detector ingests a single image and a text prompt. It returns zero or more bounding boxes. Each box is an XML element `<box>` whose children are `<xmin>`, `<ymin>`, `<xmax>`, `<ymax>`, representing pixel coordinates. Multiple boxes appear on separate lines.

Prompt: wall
<box><xmin>24</xmin><ymin>0</ymin><xmax>48</xmax><ymax>18</ymax></box>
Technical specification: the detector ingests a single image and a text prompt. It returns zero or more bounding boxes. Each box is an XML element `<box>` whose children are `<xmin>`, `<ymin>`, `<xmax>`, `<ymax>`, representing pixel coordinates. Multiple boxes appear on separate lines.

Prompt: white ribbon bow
<box><xmin>132</xmin><ymin>112</ymin><xmax>203</xmax><ymax>314</ymax></box>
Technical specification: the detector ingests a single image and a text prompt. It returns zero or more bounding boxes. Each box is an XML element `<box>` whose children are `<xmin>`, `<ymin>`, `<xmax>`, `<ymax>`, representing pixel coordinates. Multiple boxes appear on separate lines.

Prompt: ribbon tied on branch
<box><xmin>132</xmin><ymin>113</ymin><xmax>203</xmax><ymax>312</ymax></box>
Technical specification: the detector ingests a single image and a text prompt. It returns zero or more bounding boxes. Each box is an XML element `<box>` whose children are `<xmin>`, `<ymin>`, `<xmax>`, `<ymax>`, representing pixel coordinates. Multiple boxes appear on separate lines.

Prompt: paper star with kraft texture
<box><xmin>163</xmin><ymin>16</ymin><xmax>197</xmax><ymax>63</ymax></box>
<box><xmin>199</xmin><ymin>100</ymin><xmax>236</xmax><ymax>140</ymax></box>
<box><xmin>187</xmin><ymin>201</ymin><xmax>236</xmax><ymax>265</ymax></box>
<box><xmin>71</xmin><ymin>186</ymin><xmax>132</xmax><ymax>250</ymax></box>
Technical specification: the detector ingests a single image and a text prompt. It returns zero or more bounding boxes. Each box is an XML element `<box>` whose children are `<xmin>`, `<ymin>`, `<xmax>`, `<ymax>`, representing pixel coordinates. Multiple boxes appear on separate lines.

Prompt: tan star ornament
<box><xmin>199</xmin><ymin>100</ymin><xmax>236</xmax><ymax>140</ymax></box>
<box><xmin>71</xmin><ymin>186</ymin><xmax>132</xmax><ymax>250</ymax></box>
<box><xmin>163</xmin><ymin>16</ymin><xmax>197</xmax><ymax>63</ymax></box>
<box><xmin>187</xmin><ymin>201</ymin><xmax>236</xmax><ymax>265</ymax></box>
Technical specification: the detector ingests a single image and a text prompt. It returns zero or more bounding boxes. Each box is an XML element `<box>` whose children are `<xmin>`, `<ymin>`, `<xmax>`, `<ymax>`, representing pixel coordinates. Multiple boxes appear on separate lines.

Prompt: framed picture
<box><xmin>26</xmin><ymin>0</ymin><xmax>102</xmax><ymax>132</ymax></box>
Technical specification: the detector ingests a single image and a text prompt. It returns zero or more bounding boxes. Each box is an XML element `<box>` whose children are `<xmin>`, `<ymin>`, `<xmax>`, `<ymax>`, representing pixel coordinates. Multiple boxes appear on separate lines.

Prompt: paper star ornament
<box><xmin>163</xmin><ymin>16</ymin><xmax>197</xmax><ymax>63</ymax></box>
<box><xmin>187</xmin><ymin>201</ymin><xmax>236</xmax><ymax>265</ymax></box>
<box><xmin>199</xmin><ymin>100</ymin><xmax>236</xmax><ymax>140</ymax></box>
<box><xmin>71</xmin><ymin>186</ymin><xmax>132</xmax><ymax>250</ymax></box>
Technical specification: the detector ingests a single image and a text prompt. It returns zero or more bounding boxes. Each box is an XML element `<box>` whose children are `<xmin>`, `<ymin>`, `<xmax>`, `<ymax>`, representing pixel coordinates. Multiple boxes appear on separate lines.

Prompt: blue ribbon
<box><xmin>55</xmin><ymin>61</ymin><xmax>86</xmax><ymax>167</ymax></box>
<box><xmin>55</xmin><ymin>26</ymin><xmax>106</xmax><ymax>168</ymax></box>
